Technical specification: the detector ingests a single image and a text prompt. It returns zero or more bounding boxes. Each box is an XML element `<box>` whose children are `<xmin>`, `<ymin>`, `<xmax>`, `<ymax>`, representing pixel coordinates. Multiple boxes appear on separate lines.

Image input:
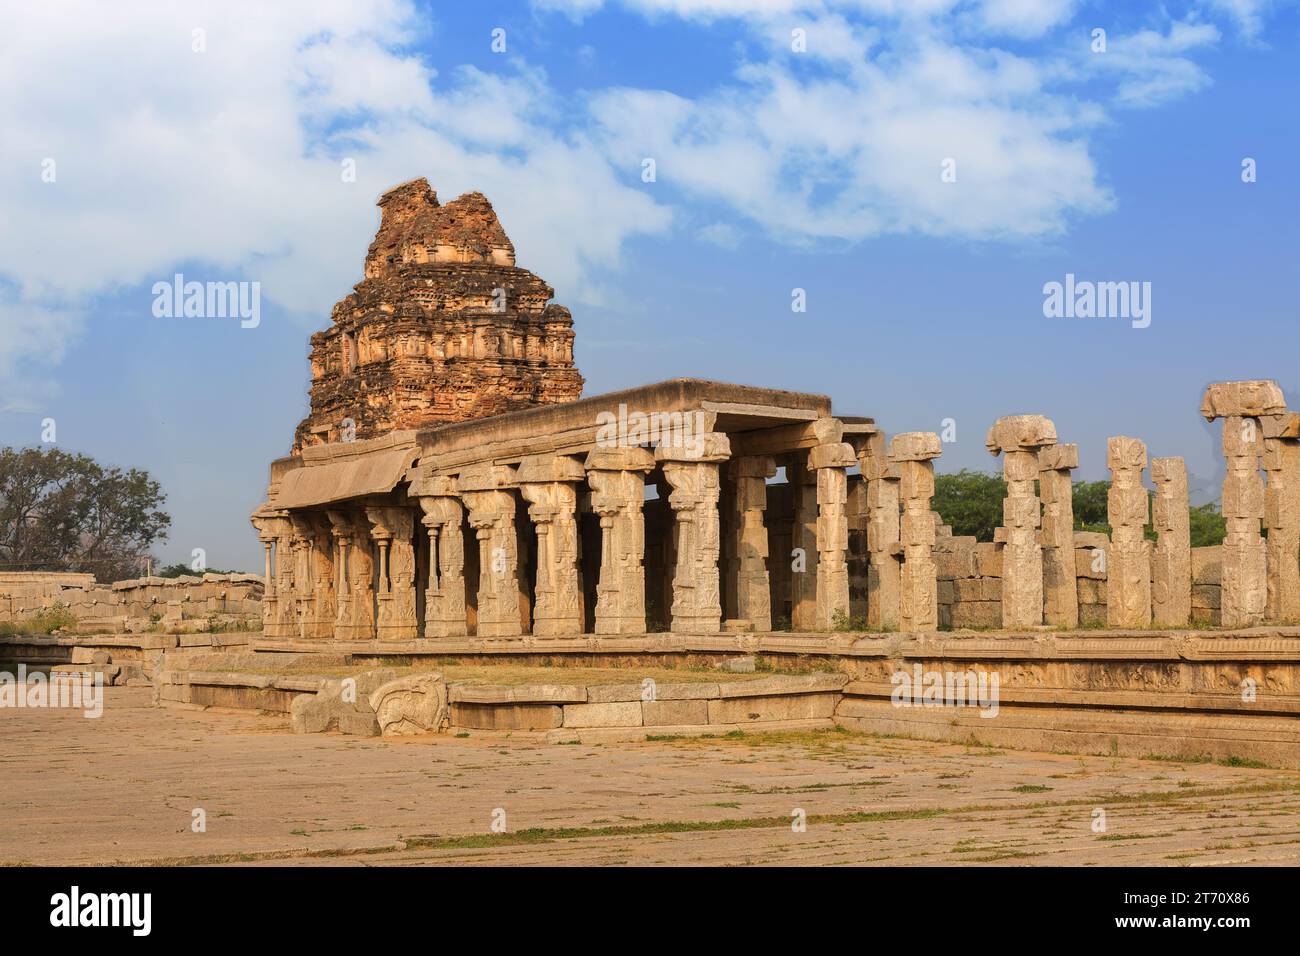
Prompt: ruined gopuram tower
<box><xmin>293</xmin><ymin>178</ymin><xmax>584</xmax><ymax>452</ymax></box>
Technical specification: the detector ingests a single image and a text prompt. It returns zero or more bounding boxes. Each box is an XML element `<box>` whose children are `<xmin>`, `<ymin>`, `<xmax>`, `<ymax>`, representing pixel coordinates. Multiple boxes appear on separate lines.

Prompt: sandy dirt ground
<box><xmin>2</xmin><ymin>687</ymin><xmax>1297</xmax><ymax>866</ymax></box>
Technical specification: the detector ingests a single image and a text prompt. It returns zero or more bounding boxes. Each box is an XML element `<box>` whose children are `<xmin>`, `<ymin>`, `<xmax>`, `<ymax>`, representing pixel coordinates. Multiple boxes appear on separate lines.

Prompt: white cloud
<box><xmin>0</xmin><ymin>0</ymin><xmax>669</xmax><ymax>400</ymax></box>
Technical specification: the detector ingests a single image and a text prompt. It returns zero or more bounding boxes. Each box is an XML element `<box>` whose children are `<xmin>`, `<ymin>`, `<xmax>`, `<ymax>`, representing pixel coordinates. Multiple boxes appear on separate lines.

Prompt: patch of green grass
<box><xmin>1011</xmin><ymin>784</ymin><xmax>1053</xmax><ymax>794</ymax></box>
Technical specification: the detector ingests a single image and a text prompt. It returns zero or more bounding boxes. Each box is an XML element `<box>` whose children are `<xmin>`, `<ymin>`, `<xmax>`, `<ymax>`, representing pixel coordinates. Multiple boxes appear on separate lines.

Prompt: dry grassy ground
<box><xmin>2</xmin><ymin>687</ymin><xmax>1297</xmax><ymax>867</ymax></box>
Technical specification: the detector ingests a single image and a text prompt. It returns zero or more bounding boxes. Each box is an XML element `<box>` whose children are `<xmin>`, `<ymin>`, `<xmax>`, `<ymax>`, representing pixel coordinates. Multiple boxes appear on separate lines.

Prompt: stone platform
<box><xmin>136</xmin><ymin>624</ymin><xmax>1300</xmax><ymax>766</ymax></box>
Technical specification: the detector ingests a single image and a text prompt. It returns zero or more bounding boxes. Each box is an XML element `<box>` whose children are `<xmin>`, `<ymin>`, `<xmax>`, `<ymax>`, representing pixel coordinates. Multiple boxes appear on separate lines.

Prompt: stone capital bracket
<box><xmin>1200</xmin><ymin>380</ymin><xmax>1285</xmax><ymax>421</ymax></box>
<box><xmin>1038</xmin><ymin>442</ymin><xmax>1078</xmax><ymax>471</ymax></box>
<box><xmin>888</xmin><ymin>431</ymin><xmax>942</xmax><ymax>463</ymax></box>
<box><xmin>516</xmin><ymin>452</ymin><xmax>586</xmax><ymax>484</ymax></box>
<box><xmin>807</xmin><ymin>441</ymin><xmax>857</xmax><ymax>470</ymax></box>
<box><xmin>584</xmin><ymin>446</ymin><xmax>656</xmax><ymax>474</ymax></box>
<box><xmin>986</xmin><ymin>415</ymin><xmax>1057</xmax><ymax>456</ymax></box>
<box><xmin>655</xmin><ymin>432</ymin><xmax>731</xmax><ymax>463</ymax></box>
<box><xmin>455</xmin><ymin>462</ymin><xmax>518</xmax><ymax>494</ymax></box>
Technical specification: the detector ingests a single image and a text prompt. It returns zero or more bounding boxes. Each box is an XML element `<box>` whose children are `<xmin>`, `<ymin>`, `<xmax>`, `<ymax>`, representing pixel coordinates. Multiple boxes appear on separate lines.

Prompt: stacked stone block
<box><xmin>986</xmin><ymin>415</ymin><xmax>1057</xmax><ymax>628</ymax></box>
<box><xmin>1106</xmin><ymin>436</ymin><xmax>1152</xmax><ymax>628</ymax></box>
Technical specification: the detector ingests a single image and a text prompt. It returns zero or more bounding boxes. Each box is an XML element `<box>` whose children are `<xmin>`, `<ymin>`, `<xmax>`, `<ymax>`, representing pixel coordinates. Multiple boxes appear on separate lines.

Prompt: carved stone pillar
<box><xmin>1038</xmin><ymin>443</ymin><xmax>1079</xmax><ymax>628</ymax></box>
<box><xmin>251</xmin><ymin>513</ymin><xmax>283</xmax><ymax>636</ymax></box>
<box><xmin>326</xmin><ymin>510</ymin><xmax>353</xmax><ymax>639</ymax></box>
<box><xmin>986</xmin><ymin>415</ymin><xmax>1057</xmax><ymax>629</ymax></box>
<box><xmin>415</xmin><ymin>478</ymin><xmax>467</xmax><ymax>638</ymax></box>
<box><xmin>459</xmin><ymin>464</ymin><xmax>522</xmax><ymax>638</ymax></box>
<box><xmin>727</xmin><ymin>455</ymin><xmax>776</xmax><ymax>632</ymax></box>
<box><xmin>586</xmin><ymin>447</ymin><xmax>655</xmax><ymax>634</ymax></box>
<box><xmin>290</xmin><ymin>514</ymin><xmax>335</xmax><ymax>639</ymax></box>
<box><xmin>367</xmin><ymin>506</ymin><xmax>418</xmax><ymax>641</ymax></box>
<box><xmin>1151</xmin><ymin>456</ymin><xmax>1191</xmax><ymax>627</ymax></box>
<box><xmin>517</xmin><ymin>453</ymin><xmax>586</xmax><ymax>637</ymax></box>
<box><xmin>1201</xmin><ymin>381</ymin><xmax>1282</xmax><ymax>628</ymax></box>
<box><xmin>889</xmin><ymin>432</ymin><xmax>942</xmax><ymax>632</ymax></box>
<box><xmin>1262</xmin><ymin>413</ymin><xmax>1300</xmax><ymax>623</ymax></box>
<box><xmin>808</xmin><ymin>428</ymin><xmax>856</xmax><ymax>630</ymax></box>
<box><xmin>347</xmin><ymin>512</ymin><xmax>377</xmax><ymax>640</ymax></box>
<box><xmin>266</xmin><ymin>516</ymin><xmax>297</xmax><ymax>638</ymax></box>
<box><xmin>658</xmin><ymin>434</ymin><xmax>731</xmax><ymax>634</ymax></box>
<box><xmin>857</xmin><ymin>431</ymin><xmax>900</xmax><ymax>631</ymax></box>
<box><xmin>1106</xmin><ymin>437</ymin><xmax>1152</xmax><ymax>627</ymax></box>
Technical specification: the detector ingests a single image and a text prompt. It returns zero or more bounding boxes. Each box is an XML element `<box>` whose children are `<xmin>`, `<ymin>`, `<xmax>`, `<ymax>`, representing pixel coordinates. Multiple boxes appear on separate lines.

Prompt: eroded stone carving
<box><xmin>368</xmin><ymin>672</ymin><xmax>449</xmax><ymax>736</ymax></box>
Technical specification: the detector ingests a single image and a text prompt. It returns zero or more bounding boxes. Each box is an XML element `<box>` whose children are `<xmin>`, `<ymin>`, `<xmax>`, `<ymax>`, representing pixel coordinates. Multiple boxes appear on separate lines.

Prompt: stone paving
<box><xmin>2</xmin><ymin>688</ymin><xmax>1297</xmax><ymax>867</ymax></box>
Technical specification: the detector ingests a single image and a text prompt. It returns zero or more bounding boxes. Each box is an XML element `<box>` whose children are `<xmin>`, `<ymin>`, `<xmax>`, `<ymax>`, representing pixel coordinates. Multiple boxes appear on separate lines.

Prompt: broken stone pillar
<box><xmin>414</xmin><ymin>477</ymin><xmax>467</xmax><ymax>638</ymax></box>
<box><xmin>856</xmin><ymin>430</ymin><xmax>901</xmax><ymax>630</ymax></box>
<box><xmin>1262</xmin><ymin>412</ymin><xmax>1300</xmax><ymax>622</ymax></box>
<box><xmin>889</xmin><ymin>431</ymin><xmax>942</xmax><ymax>632</ymax></box>
<box><xmin>658</xmin><ymin>433</ymin><xmax>731</xmax><ymax>634</ymax></box>
<box><xmin>459</xmin><ymin>464</ymin><xmax>522</xmax><ymax>638</ymax></box>
<box><xmin>809</xmin><ymin>422</ymin><xmax>856</xmax><ymax>630</ymax></box>
<box><xmin>727</xmin><ymin>455</ymin><xmax>776</xmax><ymax>632</ymax></box>
<box><xmin>1106</xmin><ymin>437</ymin><xmax>1152</xmax><ymax>628</ymax></box>
<box><xmin>1201</xmin><ymin>381</ymin><xmax>1283</xmax><ymax>627</ymax></box>
<box><xmin>517</xmin><ymin>453</ymin><xmax>586</xmax><ymax>637</ymax></box>
<box><xmin>986</xmin><ymin>415</ymin><xmax>1058</xmax><ymax>629</ymax></box>
<box><xmin>1151</xmin><ymin>456</ymin><xmax>1191</xmax><ymax>627</ymax></box>
<box><xmin>1037</xmin><ymin>443</ymin><xmax>1079</xmax><ymax>628</ymax></box>
<box><xmin>367</xmin><ymin>507</ymin><xmax>419</xmax><ymax>641</ymax></box>
<box><xmin>586</xmin><ymin>447</ymin><xmax>655</xmax><ymax>635</ymax></box>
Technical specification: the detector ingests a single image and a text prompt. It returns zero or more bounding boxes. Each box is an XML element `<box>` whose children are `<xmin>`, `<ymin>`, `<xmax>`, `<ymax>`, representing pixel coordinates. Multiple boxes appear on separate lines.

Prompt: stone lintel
<box><xmin>985</xmin><ymin>415</ymin><xmax>1057</xmax><ymax>456</ymax></box>
<box><xmin>1200</xmin><ymin>380</ymin><xmax>1285</xmax><ymax>421</ymax></box>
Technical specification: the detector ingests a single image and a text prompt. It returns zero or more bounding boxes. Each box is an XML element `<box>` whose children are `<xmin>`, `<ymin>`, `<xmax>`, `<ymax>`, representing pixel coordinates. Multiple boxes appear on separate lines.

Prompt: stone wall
<box><xmin>0</xmin><ymin>571</ymin><xmax>263</xmax><ymax>632</ymax></box>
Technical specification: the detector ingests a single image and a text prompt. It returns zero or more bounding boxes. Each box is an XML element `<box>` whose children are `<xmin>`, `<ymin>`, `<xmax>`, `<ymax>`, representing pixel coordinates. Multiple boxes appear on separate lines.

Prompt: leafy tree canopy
<box><xmin>0</xmin><ymin>446</ymin><xmax>170</xmax><ymax>583</ymax></box>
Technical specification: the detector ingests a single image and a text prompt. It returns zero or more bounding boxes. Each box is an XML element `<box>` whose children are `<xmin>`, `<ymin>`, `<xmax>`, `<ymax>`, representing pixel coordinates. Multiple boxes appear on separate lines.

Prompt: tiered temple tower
<box><xmin>293</xmin><ymin>178</ymin><xmax>584</xmax><ymax>452</ymax></box>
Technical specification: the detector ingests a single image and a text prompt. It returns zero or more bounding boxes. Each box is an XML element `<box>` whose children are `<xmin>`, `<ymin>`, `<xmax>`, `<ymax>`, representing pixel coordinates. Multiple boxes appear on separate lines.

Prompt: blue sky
<box><xmin>0</xmin><ymin>0</ymin><xmax>1297</xmax><ymax>570</ymax></box>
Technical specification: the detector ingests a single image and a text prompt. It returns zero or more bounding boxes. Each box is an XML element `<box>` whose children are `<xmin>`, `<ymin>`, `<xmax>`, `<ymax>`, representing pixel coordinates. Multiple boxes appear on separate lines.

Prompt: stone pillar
<box><xmin>790</xmin><ymin>451</ymin><xmax>819</xmax><ymax>630</ymax></box>
<box><xmin>1201</xmin><ymin>381</ymin><xmax>1283</xmax><ymax>628</ymax></box>
<box><xmin>586</xmin><ymin>447</ymin><xmax>655</xmax><ymax>635</ymax></box>
<box><xmin>658</xmin><ymin>433</ymin><xmax>731</xmax><ymax>634</ymax></box>
<box><xmin>1037</xmin><ymin>443</ymin><xmax>1079</xmax><ymax>628</ymax></box>
<box><xmin>367</xmin><ymin>506</ymin><xmax>418</xmax><ymax>641</ymax></box>
<box><xmin>1106</xmin><ymin>437</ymin><xmax>1152</xmax><ymax>628</ymax></box>
<box><xmin>290</xmin><ymin>514</ymin><xmax>335</xmax><ymax>639</ymax></box>
<box><xmin>889</xmin><ymin>432</ymin><xmax>942</xmax><ymax>633</ymax></box>
<box><xmin>808</xmin><ymin>427</ymin><xmax>856</xmax><ymax>630</ymax></box>
<box><xmin>517</xmin><ymin>453</ymin><xmax>586</xmax><ymax>637</ymax></box>
<box><xmin>326</xmin><ymin>510</ymin><xmax>353</xmax><ymax>639</ymax></box>
<box><xmin>1151</xmin><ymin>456</ymin><xmax>1191</xmax><ymax>627</ymax></box>
<box><xmin>270</xmin><ymin>517</ymin><xmax>298</xmax><ymax>638</ymax></box>
<box><xmin>986</xmin><ymin>415</ymin><xmax>1057</xmax><ymax>629</ymax></box>
<box><xmin>727</xmin><ymin>456</ymin><xmax>776</xmax><ymax>632</ymax></box>
<box><xmin>347</xmin><ymin>512</ymin><xmax>376</xmax><ymax>640</ymax></box>
<box><xmin>1263</xmin><ymin>414</ymin><xmax>1300</xmax><ymax>622</ymax></box>
<box><xmin>857</xmin><ymin>431</ymin><xmax>901</xmax><ymax>631</ymax></box>
<box><xmin>251</xmin><ymin>513</ymin><xmax>283</xmax><ymax>636</ymax></box>
<box><xmin>459</xmin><ymin>464</ymin><xmax>522</xmax><ymax>638</ymax></box>
<box><xmin>415</xmin><ymin>478</ymin><xmax>467</xmax><ymax>638</ymax></box>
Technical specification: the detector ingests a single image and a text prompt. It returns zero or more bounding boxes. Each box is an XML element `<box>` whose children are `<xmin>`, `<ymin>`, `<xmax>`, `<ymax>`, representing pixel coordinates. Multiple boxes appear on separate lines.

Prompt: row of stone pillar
<box><xmin>254</xmin><ymin>424</ymin><xmax>912</xmax><ymax>640</ymax></box>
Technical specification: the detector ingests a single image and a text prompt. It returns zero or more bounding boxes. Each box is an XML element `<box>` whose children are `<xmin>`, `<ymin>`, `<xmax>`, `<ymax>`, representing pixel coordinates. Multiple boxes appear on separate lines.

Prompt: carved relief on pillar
<box><xmin>1201</xmin><ymin>381</ymin><xmax>1282</xmax><ymax>627</ymax></box>
<box><xmin>1151</xmin><ymin>456</ymin><xmax>1191</xmax><ymax>627</ymax></box>
<box><xmin>347</xmin><ymin>512</ymin><xmax>377</xmax><ymax>639</ymax></box>
<box><xmin>727</xmin><ymin>455</ymin><xmax>776</xmax><ymax>632</ymax></box>
<box><xmin>367</xmin><ymin>506</ymin><xmax>419</xmax><ymax>641</ymax></box>
<box><xmin>517</xmin><ymin>453</ymin><xmax>586</xmax><ymax>637</ymax></box>
<box><xmin>1038</xmin><ymin>443</ymin><xmax>1079</xmax><ymax>628</ymax></box>
<box><xmin>856</xmin><ymin>431</ymin><xmax>901</xmax><ymax>631</ymax></box>
<box><xmin>808</xmin><ymin>432</ymin><xmax>856</xmax><ymax>630</ymax></box>
<box><xmin>414</xmin><ymin>476</ymin><xmax>467</xmax><ymax>638</ymax></box>
<box><xmin>889</xmin><ymin>432</ymin><xmax>942</xmax><ymax>633</ymax></box>
<box><xmin>657</xmin><ymin>433</ymin><xmax>731</xmax><ymax>634</ymax></box>
<box><xmin>1106</xmin><ymin>437</ymin><xmax>1152</xmax><ymax>628</ymax></box>
<box><xmin>458</xmin><ymin>464</ymin><xmax>522</xmax><ymax>637</ymax></box>
<box><xmin>986</xmin><ymin>415</ymin><xmax>1057</xmax><ymax>629</ymax></box>
<box><xmin>586</xmin><ymin>446</ymin><xmax>655</xmax><ymax>635</ymax></box>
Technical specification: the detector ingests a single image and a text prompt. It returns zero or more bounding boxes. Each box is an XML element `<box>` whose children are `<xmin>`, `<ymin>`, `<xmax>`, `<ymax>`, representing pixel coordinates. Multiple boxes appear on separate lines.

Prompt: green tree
<box><xmin>933</xmin><ymin>470</ymin><xmax>1007</xmax><ymax>542</ymax></box>
<box><xmin>0</xmin><ymin>447</ymin><xmax>170</xmax><ymax>582</ymax></box>
<box><xmin>1071</xmin><ymin>480</ymin><xmax>1110</xmax><ymax>533</ymax></box>
<box><xmin>1189</xmin><ymin>501</ymin><xmax>1227</xmax><ymax>547</ymax></box>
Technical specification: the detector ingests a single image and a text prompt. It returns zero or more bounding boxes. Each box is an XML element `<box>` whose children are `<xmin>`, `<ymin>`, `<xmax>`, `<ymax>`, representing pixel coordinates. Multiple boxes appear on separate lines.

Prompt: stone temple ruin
<box><xmin>4</xmin><ymin>178</ymin><xmax>1296</xmax><ymax>765</ymax></box>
